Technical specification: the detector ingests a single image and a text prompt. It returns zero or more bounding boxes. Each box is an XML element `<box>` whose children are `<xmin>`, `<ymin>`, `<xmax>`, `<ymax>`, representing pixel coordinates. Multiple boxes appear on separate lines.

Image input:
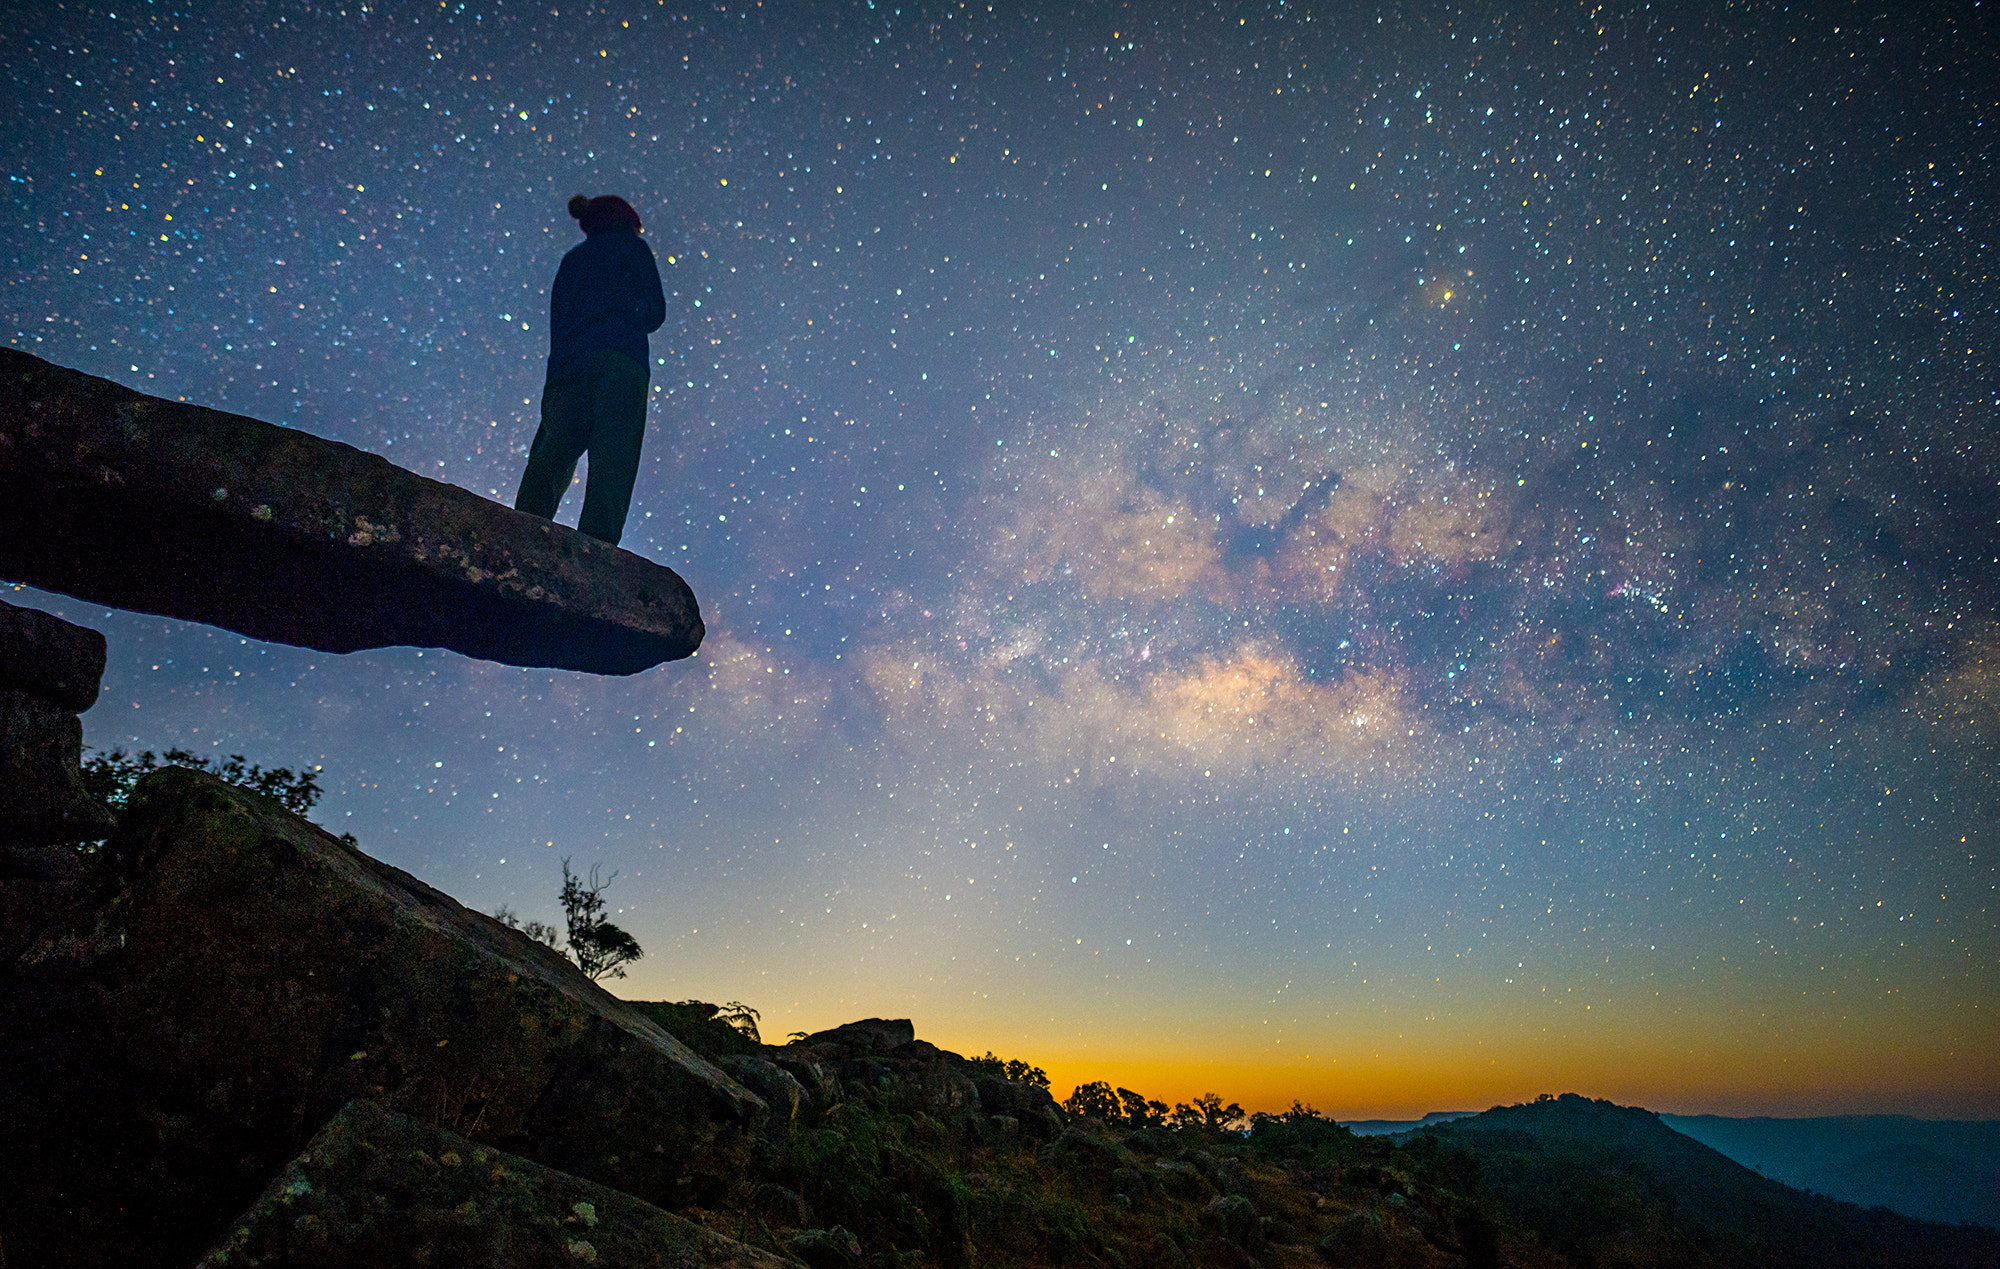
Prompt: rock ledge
<box><xmin>0</xmin><ymin>349</ymin><xmax>702</xmax><ymax>674</ymax></box>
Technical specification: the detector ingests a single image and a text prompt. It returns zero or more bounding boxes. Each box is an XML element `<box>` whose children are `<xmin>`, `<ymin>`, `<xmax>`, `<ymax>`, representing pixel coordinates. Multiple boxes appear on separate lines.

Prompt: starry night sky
<box><xmin>7</xmin><ymin>1</ymin><xmax>1996</xmax><ymax>1118</ymax></box>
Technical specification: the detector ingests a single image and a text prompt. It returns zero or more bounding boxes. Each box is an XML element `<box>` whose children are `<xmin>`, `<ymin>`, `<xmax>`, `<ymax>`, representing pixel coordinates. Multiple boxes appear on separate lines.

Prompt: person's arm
<box><xmin>635</xmin><ymin>240</ymin><xmax>667</xmax><ymax>334</ymax></box>
<box><xmin>547</xmin><ymin>252</ymin><xmax>579</xmax><ymax>348</ymax></box>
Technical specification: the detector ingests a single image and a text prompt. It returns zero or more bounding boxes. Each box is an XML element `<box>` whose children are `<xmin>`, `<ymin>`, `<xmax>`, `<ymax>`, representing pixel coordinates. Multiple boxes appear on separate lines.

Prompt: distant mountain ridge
<box><xmin>1341</xmin><ymin>1109</ymin><xmax>1479</xmax><ymax>1136</ymax></box>
<box><xmin>1429</xmin><ymin>1094</ymin><xmax>2000</xmax><ymax>1269</ymax></box>
<box><xmin>1663</xmin><ymin>1112</ymin><xmax>2000</xmax><ymax>1231</ymax></box>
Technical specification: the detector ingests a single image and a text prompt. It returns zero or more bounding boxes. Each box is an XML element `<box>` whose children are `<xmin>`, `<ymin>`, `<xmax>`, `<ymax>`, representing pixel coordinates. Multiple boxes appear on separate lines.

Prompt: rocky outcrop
<box><xmin>199</xmin><ymin>1099</ymin><xmax>790</xmax><ymax>1268</ymax></box>
<box><xmin>0</xmin><ymin>595</ymin><xmax>106</xmax><ymax>711</ymax></box>
<box><xmin>975</xmin><ymin>1073</ymin><xmax>1068</xmax><ymax>1140</ymax></box>
<box><xmin>0</xmin><ymin>349</ymin><xmax>701</xmax><ymax>674</ymax></box>
<box><xmin>0</xmin><ymin>597</ymin><xmax>113</xmax><ymax>843</ymax></box>
<box><xmin>0</xmin><ymin>767</ymin><xmax>762</xmax><ymax>1268</ymax></box>
<box><xmin>798</xmin><ymin>1017</ymin><xmax>918</xmax><ymax>1053</ymax></box>
<box><xmin>783</xmin><ymin>1016</ymin><xmax>1064</xmax><ymax>1142</ymax></box>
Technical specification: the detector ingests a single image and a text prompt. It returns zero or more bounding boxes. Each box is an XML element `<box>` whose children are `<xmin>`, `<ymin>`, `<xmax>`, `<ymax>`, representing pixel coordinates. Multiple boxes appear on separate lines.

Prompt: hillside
<box><xmin>1662</xmin><ymin>1113</ymin><xmax>2000</xmax><ymax>1230</ymax></box>
<box><xmin>1428</xmin><ymin>1094</ymin><xmax>2000</xmax><ymax>1268</ymax></box>
<box><xmin>4</xmin><ymin>613</ymin><xmax>1995</xmax><ymax>1266</ymax></box>
<box><xmin>11</xmin><ymin>764</ymin><xmax>1996</xmax><ymax>1266</ymax></box>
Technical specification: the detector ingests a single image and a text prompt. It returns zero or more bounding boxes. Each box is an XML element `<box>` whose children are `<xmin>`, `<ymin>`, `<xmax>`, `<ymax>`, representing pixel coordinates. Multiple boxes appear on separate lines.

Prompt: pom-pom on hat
<box><xmin>568</xmin><ymin>193</ymin><xmax>642</xmax><ymax>235</ymax></box>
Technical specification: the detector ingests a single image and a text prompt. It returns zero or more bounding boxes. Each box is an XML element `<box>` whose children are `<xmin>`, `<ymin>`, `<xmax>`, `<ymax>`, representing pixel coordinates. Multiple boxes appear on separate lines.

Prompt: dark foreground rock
<box><xmin>0</xmin><ymin>348</ymin><xmax>702</xmax><ymax>674</ymax></box>
<box><xmin>199</xmin><ymin>1099</ymin><xmax>790</xmax><ymax>1268</ymax></box>
<box><xmin>0</xmin><ymin>597</ymin><xmax>113</xmax><ymax>843</ymax></box>
<box><xmin>0</xmin><ymin>767</ymin><xmax>762</xmax><ymax>1269</ymax></box>
<box><xmin>786</xmin><ymin>1225</ymin><xmax>864</xmax><ymax>1269</ymax></box>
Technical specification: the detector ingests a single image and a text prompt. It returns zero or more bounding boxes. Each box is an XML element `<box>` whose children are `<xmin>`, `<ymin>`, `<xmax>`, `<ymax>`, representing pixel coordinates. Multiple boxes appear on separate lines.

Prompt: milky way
<box><xmin>6</xmin><ymin>2</ymin><xmax>1995</xmax><ymax>1116</ymax></box>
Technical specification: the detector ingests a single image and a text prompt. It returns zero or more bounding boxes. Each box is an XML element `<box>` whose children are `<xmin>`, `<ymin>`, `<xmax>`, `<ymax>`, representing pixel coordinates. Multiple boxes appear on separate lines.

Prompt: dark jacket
<box><xmin>546</xmin><ymin>225</ymin><xmax>666</xmax><ymax>379</ymax></box>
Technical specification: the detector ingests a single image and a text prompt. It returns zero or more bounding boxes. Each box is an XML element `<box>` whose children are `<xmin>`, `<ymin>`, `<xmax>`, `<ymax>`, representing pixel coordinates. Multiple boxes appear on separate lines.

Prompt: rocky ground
<box><xmin>0</xmin><ymin>760</ymin><xmax>1498</xmax><ymax>1268</ymax></box>
<box><xmin>4</xmin><ymin>595</ymin><xmax>1992</xmax><ymax>1267</ymax></box>
<box><xmin>8</xmin><ymin>765</ymin><xmax>1997</xmax><ymax>1267</ymax></box>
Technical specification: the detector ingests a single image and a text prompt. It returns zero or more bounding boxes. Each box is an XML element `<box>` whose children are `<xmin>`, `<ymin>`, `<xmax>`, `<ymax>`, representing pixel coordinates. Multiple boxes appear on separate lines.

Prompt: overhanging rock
<box><xmin>0</xmin><ymin>349</ymin><xmax>702</xmax><ymax>674</ymax></box>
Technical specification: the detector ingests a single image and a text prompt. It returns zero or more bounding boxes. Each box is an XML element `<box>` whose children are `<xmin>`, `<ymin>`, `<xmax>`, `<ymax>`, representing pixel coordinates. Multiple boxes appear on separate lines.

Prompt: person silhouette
<box><xmin>513</xmin><ymin>194</ymin><xmax>667</xmax><ymax>546</ymax></box>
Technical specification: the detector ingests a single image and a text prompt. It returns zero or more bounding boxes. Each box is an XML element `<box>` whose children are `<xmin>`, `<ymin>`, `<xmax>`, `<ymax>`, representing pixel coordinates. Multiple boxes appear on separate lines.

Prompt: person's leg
<box><xmin>576</xmin><ymin>352</ymin><xmax>650</xmax><ymax>545</ymax></box>
<box><xmin>514</xmin><ymin>369</ymin><xmax>592</xmax><ymax>520</ymax></box>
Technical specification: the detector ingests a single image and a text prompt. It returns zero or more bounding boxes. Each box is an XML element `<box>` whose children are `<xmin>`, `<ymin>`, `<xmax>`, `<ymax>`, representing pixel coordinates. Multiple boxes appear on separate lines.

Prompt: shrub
<box><xmin>968</xmin><ymin>1051</ymin><xmax>1051</xmax><ymax>1088</ymax></box>
<box><xmin>1063</xmin><ymin>1081</ymin><xmax>1121</xmax><ymax>1121</ymax></box>
<box><xmin>83</xmin><ymin>745</ymin><xmax>323</xmax><ymax>816</ymax></box>
<box><xmin>558</xmin><ymin>856</ymin><xmax>643</xmax><ymax>980</ymax></box>
<box><xmin>493</xmin><ymin>856</ymin><xmax>645</xmax><ymax>981</ymax></box>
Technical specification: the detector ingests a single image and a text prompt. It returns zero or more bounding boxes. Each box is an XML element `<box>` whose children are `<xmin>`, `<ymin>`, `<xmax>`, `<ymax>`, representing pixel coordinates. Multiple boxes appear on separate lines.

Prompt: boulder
<box><xmin>0</xmin><ymin>767</ymin><xmax>762</xmax><ymax>1268</ymax></box>
<box><xmin>838</xmin><ymin>1055</ymin><xmax>897</xmax><ymax>1094</ymax></box>
<box><xmin>0</xmin><ymin>349</ymin><xmax>702</xmax><ymax>674</ymax></box>
<box><xmin>780</xmin><ymin>1018</ymin><xmax>1000</xmax><ymax>1138</ymax></box>
<box><xmin>788</xmin><ymin>1226</ymin><xmax>864</xmax><ymax>1269</ymax></box>
<box><xmin>198</xmin><ymin>1099</ymin><xmax>791</xmax><ymax>1268</ymax></box>
<box><xmin>747</xmin><ymin>1181</ymin><xmax>813</xmax><ymax>1228</ymax></box>
<box><xmin>719</xmin><ymin>1054</ymin><xmax>811</xmax><ymax>1130</ymax></box>
<box><xmin>1188</xmin><ymin>1148</ymin><xmax>1255</xmax><ymax>1198</ymax></box>
<box><xmin>770</xmin><ymin>1053</ymin><xmax>838</xmax><ymax>1106</ymax></box>
<box><xmin>1044</xmin><ymin>1121</ymin><xmax>1142</xmax><ymax>1174</ymax></box>
<box><xmin>0</xmin><ymin>688</ymin><xmax>112</xmax><ymax>842</ymax></box>
<box><xmin>974</xmin><ymin>1075</ymin><xmax>1066</xmax><ymax>1140</ymax></box>
<box><xmin>0</xmin><ymin>599</ymin><xmax>113</xmax><ymax>843</ymax></box>
<box><xmin>896</xmin><ymin>1061</ymin><xmax>983</xmax><ymax>1130</ymax></box>
<box><xmin>0</xmin><ymin>597</ymin><xmax>106</xmax><ymax>710</ymax></box>
<box><xmin>1203</xmin><ymin>1193</ymin><xmax>1270</xmax><ymax>1263</ymax></box>
<box><xmin>1151</xmin><ymin>1158</ymin><xmax>1217</xmax><ymax>1203</ymax></box>
<box><xmin>795</xmin><ymin>1017</ymin><xmax>917</xmax><ymax>1056</ymax></box>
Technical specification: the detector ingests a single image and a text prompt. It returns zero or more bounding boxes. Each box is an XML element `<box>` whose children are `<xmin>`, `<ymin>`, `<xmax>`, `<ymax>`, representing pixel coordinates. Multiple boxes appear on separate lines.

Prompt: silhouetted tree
<box><xmin>83</xmin><ymin>745</ymin><xmax>324</xmax><ymax>815</ymax></box>
<box><xmin>1247</xmin><ymin>1101</ymin><xmax>1359</xmax><ymax>1162</ymax></box>
<box><xmin>1117</xmin><ymin>1086</ymin><xmax>1168</xmax><ymax>1126</ymax></box>
<box><xmin>80</xmin><ymin>743</ymin><xmax>357</xmax><ymax>846</ymax></box>
<box><xmin>1064</xmin><ymin>1080</ymin><xmax>1122</xmax><ymax>1120</ymax></box>
<box><xmin>1170</xmin><ymin>1092</ymin><xmax>1245</xmax><ymax>1132</ymax></box>
<box><xmin>716</xmin><ymin>1000</ymin><xmax>761</xmax><ymax>1043</ymax></box>
<box><xmin>491</xmin><ymin>905</ymin><xmax>561</xmax><ymax>948</ymax></box>
<box><xmin>969</xmin><ymin>1051</ymin><xmax>1051</xmax><ymax>1088</ymax></box>
<box><xmin>558</xmin><ymin>857</ymin><xmax>643</xmax><ymax>980</ymax></box>
<box><xmin>636</xmin><ymin>1001</ymin><xmax>761</xmax><ymax>1060</ymax></box>
<box><xmin>497</xmin><ymin>858</ymin><xmax>645</xmax><ymax>980</ymax></box>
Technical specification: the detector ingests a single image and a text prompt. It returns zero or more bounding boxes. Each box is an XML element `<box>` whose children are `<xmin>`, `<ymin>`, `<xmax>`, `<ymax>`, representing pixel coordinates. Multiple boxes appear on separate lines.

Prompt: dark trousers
<box><xmin>514</xmin><ymin>348</ymin><xmax>649</xmax><ymax>545</ymax></box>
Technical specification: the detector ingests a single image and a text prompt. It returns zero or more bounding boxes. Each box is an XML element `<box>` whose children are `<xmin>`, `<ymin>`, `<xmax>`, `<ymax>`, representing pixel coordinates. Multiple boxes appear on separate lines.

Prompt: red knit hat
<box><xmin>568</xmin><ymin>194</ymin><xmax>642</xmax><ymax>234</ymax></box>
